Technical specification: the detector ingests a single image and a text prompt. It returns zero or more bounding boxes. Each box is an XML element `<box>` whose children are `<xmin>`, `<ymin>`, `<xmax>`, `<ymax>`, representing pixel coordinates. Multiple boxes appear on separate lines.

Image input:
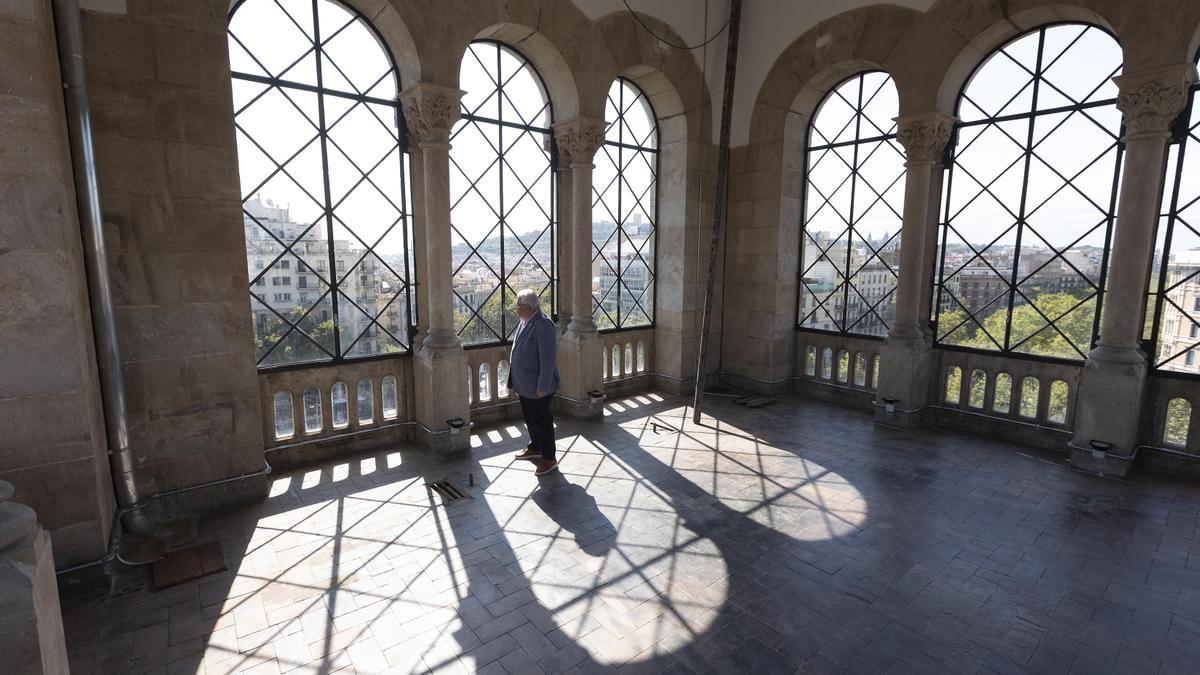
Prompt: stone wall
<box><xmin>0</xmin><ymin>0</ymin><xmax>114</xmax><ymax>567</ymax></box>
<box><xmin>81</xmin><ymin>0</ymin><xmax>265</xmax><ymax>494</ymax></box>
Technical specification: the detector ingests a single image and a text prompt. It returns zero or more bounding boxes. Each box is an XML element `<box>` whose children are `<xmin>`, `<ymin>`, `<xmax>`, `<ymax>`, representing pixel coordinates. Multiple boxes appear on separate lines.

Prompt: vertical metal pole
<box><xmin>692</xmin><ymin>0</ymin><xmax>742</xmax><ymax>425</ymax></box>
<box><xmin>53</xmin><ymin>0</ymin><xmax>152</xmax><ymax>533</ymax></box>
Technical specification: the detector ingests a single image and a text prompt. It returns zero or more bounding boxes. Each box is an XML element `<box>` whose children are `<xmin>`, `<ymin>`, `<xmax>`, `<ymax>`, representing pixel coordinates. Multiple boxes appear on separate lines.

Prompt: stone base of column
<box><xmin>0</xmin><ymin>497</ymin><xmax>68</xmax><ymax>674</ymax></box>
<box><xmin>1068</xmin><ymin>344</ymin><xmax>1147</xmax><ymax>478</ymax></box>
<box><xmin>874</xmin><ymin>331</ymin><xmax>935</xmax><ymax>430</ymax></box>
<box><xmin>557</xmin><ymin>329</ymin><xmax>604</xmax><ymax>420</ymax></box>
<box><xmin>412</xmin><ymin>338</ymin><xmax>471</xmax><ymax>453</ymax></box>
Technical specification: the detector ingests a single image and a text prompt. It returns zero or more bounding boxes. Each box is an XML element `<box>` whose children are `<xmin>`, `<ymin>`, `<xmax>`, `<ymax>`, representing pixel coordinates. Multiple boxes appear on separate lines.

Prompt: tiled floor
<box><xmin>63</xmin><ymin>391</ymin><xmax>1200</xmax><ymax>674</ymax></box>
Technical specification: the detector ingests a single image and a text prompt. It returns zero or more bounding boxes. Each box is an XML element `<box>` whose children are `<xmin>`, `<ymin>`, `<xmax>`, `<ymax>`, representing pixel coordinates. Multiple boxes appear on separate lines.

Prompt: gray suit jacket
<box><xmin>508</xmin><ymin>311</ymin><xmax>560</xmax><ymax>399</ymax></box>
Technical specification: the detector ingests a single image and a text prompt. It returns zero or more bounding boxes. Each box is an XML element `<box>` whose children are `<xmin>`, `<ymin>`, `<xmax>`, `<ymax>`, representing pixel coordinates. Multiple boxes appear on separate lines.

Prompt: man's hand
<box><xmin>536</xmin><ymin>389</ymin><xmax>546</xmax><ymax>398</ymax></box>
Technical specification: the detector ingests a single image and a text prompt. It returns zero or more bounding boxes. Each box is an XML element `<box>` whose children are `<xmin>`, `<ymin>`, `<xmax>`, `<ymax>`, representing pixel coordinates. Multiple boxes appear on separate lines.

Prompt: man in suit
<box><xmin>509</xmin><ymin>289</ymin><xmax>561</xmax><ymax>476</ymax></box>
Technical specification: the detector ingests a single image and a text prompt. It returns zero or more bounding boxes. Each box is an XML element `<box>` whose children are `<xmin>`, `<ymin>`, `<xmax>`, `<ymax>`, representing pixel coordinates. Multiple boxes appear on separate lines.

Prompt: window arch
<box><xmin>593</xmin><ymin>77</ymin><xmax>657</xmax><ymax>330</ymax></box>
<box><xmin>798</xmin><ymin>71</ymin><xmax>904</xmax><ymax>337</ymax></box>
<box><xmin>450</xmin><ymin>40</ymin><xmax>556</xmax><ymax>346</ymax></box>
<box><xmin>229</xmin><ymin>0</ymin><xmax>414</xmax><ymax>368</ymax></box>
<box><xmin>934</xmin><ymin>24</ymin><xmax>1123</xmax><ymax>361</ymax></box>
<box><xmin>1150</xmin><ymin>49</ymin><xmax>1200</xmax><ymax>376</ymax></box>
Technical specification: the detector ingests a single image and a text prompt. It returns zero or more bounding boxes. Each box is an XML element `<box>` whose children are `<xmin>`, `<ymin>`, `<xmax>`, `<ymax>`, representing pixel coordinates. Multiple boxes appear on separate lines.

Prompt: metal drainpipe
<box><xmin>52</xmin><ymin>0</ymin><xmax>154</xmax><ymax>535</ymax></box>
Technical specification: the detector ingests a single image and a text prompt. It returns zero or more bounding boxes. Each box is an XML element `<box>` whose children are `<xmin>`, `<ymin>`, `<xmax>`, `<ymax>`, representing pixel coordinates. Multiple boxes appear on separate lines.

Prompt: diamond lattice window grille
<box><xmin>933</xmin><ymin>24</ymin><xmax>1124</xmax><ymax>362</ymax></box>
<box><xmin>450</xmin><ymin>41</ymin><xmax>556</xmax><ymax>346</ymax></box>
<box><xmin>1150</xmin><ymin>55</ymin><xmax>1200</xmax><ymax>377</ymax></box>
<box><xmin>798</xmin><ymin>71</ymin><xmax>905</xmax><ymax>338</ymax></box>
<box><xmin>229</xmin><ymin>0</ymin><xmax>414</xmax><ymax>369</ymax></box>
<box><xmin>592</xmin><ymin>78</ymin><xmax>658</xmax><ymax>332</ymax></box>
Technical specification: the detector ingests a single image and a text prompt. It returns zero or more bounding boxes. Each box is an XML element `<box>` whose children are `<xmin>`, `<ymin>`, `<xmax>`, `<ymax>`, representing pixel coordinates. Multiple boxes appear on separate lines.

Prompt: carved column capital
<box><xmin>1114</xmin><ymin>64</ymin><xmax>1198</xmax><ymax>139</ymax></box>
<box><xmin>894</xmin><ymin>112</ymin><xmax>956</xmax><ymax>165</ymax></box>
<box><xmin>553</xmin><ymin>116</ymin><xmax>606</xmax><ymax>168</ymax></box>
<box><xmin>399</xmin><ymin>83</ymin><xmax>465</xmax><ymax>146</ymax></box>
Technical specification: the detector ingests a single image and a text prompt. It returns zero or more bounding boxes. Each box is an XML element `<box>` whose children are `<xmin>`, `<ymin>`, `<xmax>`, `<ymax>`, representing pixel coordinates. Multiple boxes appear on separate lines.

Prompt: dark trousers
<box><xmin>519</xmin><ymin>395</ymin><xmax>556</xmax><ymax>460</ymax></box>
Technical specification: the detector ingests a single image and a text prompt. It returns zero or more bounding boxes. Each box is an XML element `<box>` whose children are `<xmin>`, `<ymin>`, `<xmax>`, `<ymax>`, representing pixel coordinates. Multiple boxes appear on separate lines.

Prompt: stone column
<box><xmin>553</xmin><ymin>116</ymin><xmax>607</xmax><ymax>418</ymax></box>
<box><xmin>555</xmin><ymin>157</ymin><xmax>574</xmax><ymax>333</ymax></box>
<box><xmin>1071</xmin><ymin>65</ymin><xmax>1197</xmax><ymax>476</ymax></box>
<box><xmin>875</xmin><ymin>112</ymin><xmax>955</xmax><ymax>429</ymax></box>
<box><xmin>0</xmin><ymin>480</ymin><xmax>68</xmax><ymax>674</ymax></box>
<box><xmin>400</xmin><ymin>83</ymin><xmax>471</xmax><ymax>451</ymax></box>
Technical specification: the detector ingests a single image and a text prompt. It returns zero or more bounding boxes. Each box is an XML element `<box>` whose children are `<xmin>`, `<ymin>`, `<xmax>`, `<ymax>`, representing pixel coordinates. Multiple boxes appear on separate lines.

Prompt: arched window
<box><xmin>624</xmin><ymin>343</ymin><xmax>634</xmax><ymax>375</ymax></box>
<box><xmin>934</xmin><ymin>24</ymin><xmax>1123</xmax><ymax>361</ymax></box>
<box><xmin>451</xmin><ymin>41</ymin><xmax>555</xmax><ymax>345</ymax></box>
<box><xmin>593</xmin><ymin>77</ymin><xmax>657</xmax><ymax>330</ymax></box>
<box><xmin>870</xmin><ymin>355</ymin><xmax>880</xmax><ymax>389</ymax></box>
<box><xmin>821</xmin><ymin>347</ymin><xmax>833</xmax><ymax>380</ymax></box>
<box><xmin>945</xmin><ymin>366</ymin><xmax>962</xmax><ymax>404</ymax></box>
<box><xmin>1048</xmin><ymin>379</ymin><xmax>1070</xmax><ymax>424</ymax></box>
<box><xmin>798</xmin><ymin>72</ymin><xmax>903</xmax><ymax>337</ymax></box>
<box><xmin>479</xmin><ymin>363</ymin><xmax>491</xmax><ymax>402</ymax></box>
<box><xmin>636</xmin><ymin>342</ymin><xmax>646</xmax><ymax>372</ymax></box>
<box><xmin>497</xmin><ymin>361</ymin><xmax>510</xmax><ymax>398</ymax></box>
<box><xmin>836</xmin><ymin>349</ymin><xmax>850</xmax><ymax>383</ymax></box>
<box><xmin>356</xmin><ymin>378</ymin><xmax>373</xmax><ymax>424</ymax></box>
<box><xmin>1150</xmin><ymin>50</ymin><xmax>1200</xmax><ymax>376</ymax></box>
<box><xmin>331</xmin><ymin>382</ymin><xmax>349</xmax><ymax>428</ymax></box>
<box><xmin>229</xmin><ymin>0</ymin><xmax>414</xmax><ymax>368</ymax></box>
<box><xmin>303</xmin><ymin>386</ymin><xmax>323</xmax><ymax>432</ymax></box>
<box><xmin>969</xmin><ymin>369</ymin><xmax>987</xmax><ymax>409</ymax></box>
<box><xmin>612</xmin><ymin>345</ymin><xmax>621</xmax><ymax>377</ymax></box>
<box><xmin>1165</xmin><ymin>397</ymin><xmax>1192</xmax><ymax>447</ymax></box>
<box><xmin>805</xmin><ymin>346</ymin><xmax>817</xmax><ymax>376</ymax></box>
<box><xmin>273</xmin><ymin>391</ymin><xmax>294</xmax><ymax>439</ymax></box>
<box><xmin>993</xmin><ymin>372</ymin><xmax>1012</xmax><ymax>413</ymax></box>
<box><xmin>1019</xmin><ymin>377</ymin><xmax>1040</xmax><ymax>419</ymax></box>
<box><xmin>853</xmin><ymin>353</ymin><xmax>867</xmax><ymax>386</ymax></box>
<box><xmin>381</xmin><ymin>376</ymin><xmax>398</xmax><ymax>419</ymax></box>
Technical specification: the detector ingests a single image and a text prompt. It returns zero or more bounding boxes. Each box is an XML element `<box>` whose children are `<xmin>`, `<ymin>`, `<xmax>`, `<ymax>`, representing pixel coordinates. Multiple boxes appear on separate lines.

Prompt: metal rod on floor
<box><xmin>52</xmin><ymin>0</ymin><xmax>153</xmax><ymax>535</ymax></box>
<box><xmin>692</xmin><ymin>0</ymin><xmax>743</xmax><ymax>426</ymax></box>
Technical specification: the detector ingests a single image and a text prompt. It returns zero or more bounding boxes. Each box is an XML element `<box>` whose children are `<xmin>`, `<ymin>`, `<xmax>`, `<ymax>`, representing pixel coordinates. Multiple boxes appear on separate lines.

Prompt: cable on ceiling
<box><xmin>620</xmin><ymin>0</ymin><xmax>730</xmax><ymax>50</ymax></box>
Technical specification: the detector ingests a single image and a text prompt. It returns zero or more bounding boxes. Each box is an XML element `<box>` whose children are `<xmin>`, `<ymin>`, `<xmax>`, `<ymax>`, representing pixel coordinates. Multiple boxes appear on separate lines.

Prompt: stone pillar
<box><xmin>553</xmin><ymin>117</ymin><xmax>607</xmax><ymax>418</ymax></box>
<box><xmin>0</xmin><ymin>481</ymin><xmax>68</xmax><ymax>674</ymax></box>
<box><xmin>400</xmin><ymin>83</ymin><xmax>471</xmax><ymax>451</ymax></box>
<box><xmin>1071</xmin><ymin>65</ymin><xmax>1197</xmax><ymax>476</ymax></box>
<box><xmin>875</xmin><ymin>112</ymin><xmax>955</xmax><ymax>429</ymax></box>
<box><xmin>555</xmin><ymin>158</ymin><xmax>574</xmax><ymax>333</ymax></box>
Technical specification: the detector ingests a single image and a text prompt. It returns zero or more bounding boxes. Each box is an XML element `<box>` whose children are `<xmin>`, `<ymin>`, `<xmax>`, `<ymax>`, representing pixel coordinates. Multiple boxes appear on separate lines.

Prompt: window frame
<box><xmin>451</xmin><ymin>38</ymin><xmax>558</xmax><ymax>349</ymax></box>
<box><xmin>795</xmin><ymin>70</ymin><xmax>905</xmax><ymax>340</ymax></box>
<box><xmin>931</xmin><ymin>22</ymin><xmax>1126</xmax><ymax>366</ymax></box>
<box><xmin>1149</xmin><ymin>52</ymin><xmax>1200</xmax><ymax>380</ymax></box>
<box><xmin>594</xmin><ymin>76</ymin><xmax>660</xmax><ymax>333</ymax></box>
<box><xmin>228</xmin><ymin>0</ymin><xmax>417</xmax><ymax>372</ymax></box>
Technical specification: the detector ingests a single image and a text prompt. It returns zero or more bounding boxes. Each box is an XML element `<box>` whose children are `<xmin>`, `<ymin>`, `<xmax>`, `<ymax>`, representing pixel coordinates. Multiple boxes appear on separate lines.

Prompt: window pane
<box><xmin>636</xmin><ymin>342</ymin><xmax>646</xmax><ymax>372</ymax></box>
<box><xmin>945</xmin><ymin>367</ymin><xmax>962</xmax><ymax>404</ymax></box>
<box><xmin>1165</xmin><ymin>397</ymin><xmax>1192</xmax><ymax>446</ymax></box>
<box><xmin>853</xmin><ymin>353</ymin><xmax>867</xmax><ymax>386</ymax></box>
<box><xmin>273</xmin><ymin>391</ymin><xmax>294</xmax><ymax>439</ymax></box>
<box><xmin>452</xmin><ymin>41</ymin><xmax>555</xmax><ymax>346</ymax></box>
<box><xmin>800</xmin><ymin>72</ymin><xmax>902</xmax><ymax>337</ymax></box>
<box><xmin>479</xmin><ymin>363</ymin><xmax>491</xmax><ymax>402</ymax></box>
<box><xmin>594</xmin><ymin>78</ymin><xmax>657</xmax><ymax>329</ymax></box>
<box><xmin>303</xmin><ymin>386</ymin><xmax>323</xmax><ymax>433</ymax></box>
<box><xmin>332</xmin><ymin>382</ymin><xmax>349</xmax><ymax>428</ymax></box>
<box><xmin>805</xmin><ymin>346</ymin><xmax>817</xmax><ymax>376</ymax></box>
<box><xmin>381</xmin><ymin>376</ymin><xmax>397</xmax><ymax>419</ymax></box>
<box><xmin>934</xmin><ymin>25</ymin><xmax>1122</xmax><ymax>362</ymax></box>
<box><xmin>969</xmin><ymin>369</ymin><xmax>987</xmax><ymax>409</ymax></box>
<box><xmin>356</xmin><ymin>379</ymin><xmax>373</xmax><ymax>424</ymax></box>
<box><xmin>497</xmin><ymin>361</ymin><xmax>510</xmax><ymax>398</ymax></box>
<box><xmin>1020</xmin><ymin>377</ymin><xmax>1040</xmax><ymax>418</ymax></box>
<box><xmin>993</xmin><ymin>373</ymin><xmax>1012</xmax><ymax>413</ymax></box>
<box><xmin>1048</xmin><ymin>380</ymin><xmax>1069</xmax><ymax>424</ymax></box>
<box><xmin>230</xmin><ymin>0</ymin><xmax>414</xmax><ymax>368</ymax></box>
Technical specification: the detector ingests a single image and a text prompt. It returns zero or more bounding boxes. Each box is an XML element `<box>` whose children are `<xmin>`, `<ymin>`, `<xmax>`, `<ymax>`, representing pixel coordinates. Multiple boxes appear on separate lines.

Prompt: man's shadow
<box><xmin>530</xmin><ymin>475</ymin><xmax>615</xmax><ymax>557</ymax></box>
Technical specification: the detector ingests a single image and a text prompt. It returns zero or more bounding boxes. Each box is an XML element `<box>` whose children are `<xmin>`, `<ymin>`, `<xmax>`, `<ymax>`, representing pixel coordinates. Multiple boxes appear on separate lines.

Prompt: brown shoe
<box><xmin>514</xmin><ymin>446</ymin><xmax>540</xmax><ymax>462</ymax></box>
<box><xmin>534</xmin><ymin>459</ymin><xmax>559</xmax><ymax>476</ymax></box>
